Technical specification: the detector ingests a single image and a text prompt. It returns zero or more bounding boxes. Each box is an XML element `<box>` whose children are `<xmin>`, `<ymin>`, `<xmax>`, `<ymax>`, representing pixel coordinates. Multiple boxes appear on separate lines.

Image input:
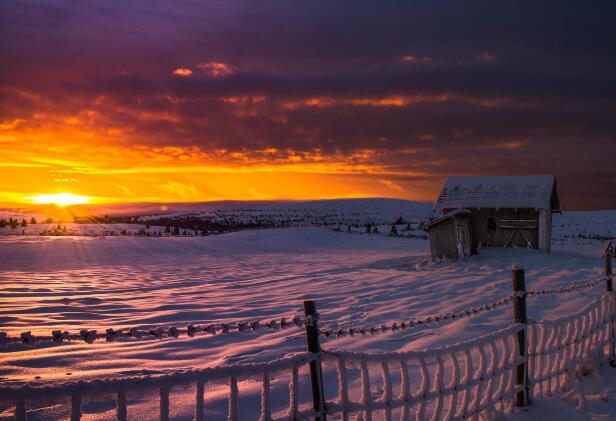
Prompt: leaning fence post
<box><xmin>512</xmin><ymin>266</ymin><xmax>530</xmax><ymax>407</ymax></box>
<box><xmin>605</xmin><ymin>252</ymin><xmax>615</xmax><ymax>367</ymax></box>
<box><xmin>303</xmin><ymin>300</ymin><xmax>327</xmax><ymax>421</ymax></box>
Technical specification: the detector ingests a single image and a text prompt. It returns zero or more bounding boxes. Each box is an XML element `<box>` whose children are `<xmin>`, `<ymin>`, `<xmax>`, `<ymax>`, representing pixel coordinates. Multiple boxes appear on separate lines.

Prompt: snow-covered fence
<box><xmin>3</xmin><ymin>292</ymin><xmax>612</xmax><ymax>420</ymax></box>
<box><xmin>320</xmin><ymin>325</ymin><xmax>524</xmax><ymax>420</ymax></box>
<box><xmin>2</xmin><ymin>256</ymin><xmax>614</xmax><ymax>420</ymax></box>
<box><xmin>3</xmin><ymin>354</ymin><xmax>321</xmax><ymax>421</ymax></box>
<box><xmin>527</xmin><ymin>293</ymin><xmax>615</xmax><ymax>401</ymax></box>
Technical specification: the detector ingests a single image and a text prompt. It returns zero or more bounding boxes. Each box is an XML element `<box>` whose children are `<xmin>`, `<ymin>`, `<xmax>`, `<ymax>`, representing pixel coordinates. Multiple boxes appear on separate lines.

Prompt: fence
<box><xmin>0</xmin><ymin>253</ymin><xmax>614</xmax><ymax>421</ymax></box>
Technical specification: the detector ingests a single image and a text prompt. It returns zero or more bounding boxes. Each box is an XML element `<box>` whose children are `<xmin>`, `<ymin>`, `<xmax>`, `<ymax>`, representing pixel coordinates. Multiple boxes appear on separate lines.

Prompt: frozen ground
<box><xmin>0</xmin><ymin>201</ymin><xmax>615</xmax><ymax>419</ymax></box>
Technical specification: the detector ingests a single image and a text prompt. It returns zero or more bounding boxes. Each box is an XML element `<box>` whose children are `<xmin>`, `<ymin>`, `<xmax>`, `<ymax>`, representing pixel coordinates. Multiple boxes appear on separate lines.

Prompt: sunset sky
<box><xmin>1</xmin><ymin>1</ymin><xmax>615</xmax><ymax>210</ymax></box>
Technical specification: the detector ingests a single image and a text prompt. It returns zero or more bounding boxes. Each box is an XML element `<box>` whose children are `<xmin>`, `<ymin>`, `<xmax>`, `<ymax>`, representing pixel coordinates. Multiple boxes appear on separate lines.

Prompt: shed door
<box><xmin>456</xmin><ymin>224</ymin><xmax>470</xmax><ymax>258</ymax></box>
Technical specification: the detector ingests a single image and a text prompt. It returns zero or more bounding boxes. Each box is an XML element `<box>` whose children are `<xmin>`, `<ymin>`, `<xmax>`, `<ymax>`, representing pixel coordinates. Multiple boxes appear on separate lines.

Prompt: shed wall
<box><xmin>538</xmin><ymin>208</ymin><xmax>552</xmax><ymax>253</ymax></box>
<box><xmin>455</xmin><ymin>208</ymin><xmax>540</xmax><ymax>249</ymax></box>
<box><xmin>427</xmin><ymin>217</ymin><xmax>459</xmax><ymax>260</ymax></box>
<box><xmin>427</xmin><ymin>214</ymin><xmax>472</xmax><ymax>260</ymax></box>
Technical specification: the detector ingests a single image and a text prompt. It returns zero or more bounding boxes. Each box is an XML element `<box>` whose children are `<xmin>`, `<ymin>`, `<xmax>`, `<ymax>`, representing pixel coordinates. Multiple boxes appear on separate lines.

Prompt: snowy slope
<box><xmin>1</xmin><ymin>199</ymin><xmax>615</xmax><ymax>419</ymax></box>
<box><xmin>553</xmin><ymin>211</ymin><xmax>616</xmax><ymax>240</ymax></box>
<box><xmin>0</xmin><ymin>227</ymin><xmax>614</xmax><ymax>419</ymax></box>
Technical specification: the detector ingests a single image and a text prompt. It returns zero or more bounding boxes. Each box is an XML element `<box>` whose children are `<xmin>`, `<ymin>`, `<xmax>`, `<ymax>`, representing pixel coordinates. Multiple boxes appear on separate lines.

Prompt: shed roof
<box><xmin>433</xmin><ymin>175</ymin><xmax>560</xmax><ymax>213</ymax></box>
<box><xmin>424</xmin><ymin>208</ymin><xmax>472</xmax><ymax>229</ymax></box>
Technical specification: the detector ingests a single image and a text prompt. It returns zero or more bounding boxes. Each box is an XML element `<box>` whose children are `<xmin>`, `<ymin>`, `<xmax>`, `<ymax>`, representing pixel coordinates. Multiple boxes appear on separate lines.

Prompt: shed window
<box><xmin>487</xmin><ymin>218</ymin><xmax>496</xmax><ymax>231</ymax></box>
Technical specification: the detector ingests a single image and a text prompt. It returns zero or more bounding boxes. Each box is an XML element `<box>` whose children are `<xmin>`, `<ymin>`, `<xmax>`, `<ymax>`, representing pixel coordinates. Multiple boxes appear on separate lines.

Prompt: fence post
<box><xmin>605</xmin><ymin>252</ymin><xmax>613</xmax><ymax>292</ymax></box>
<box><xmin>70</xmin><ymin>395</ymin><xmax>81</xmax><ymax>421</ymax></box>
<box><xmin>14</xmin><ymin>400</ymin><xmax>26</xmax><ymax>421</ymax></box>
<box><xmin>303</xmin><ymin>300</ymin><xmax>327</xmax><ymax>421</ymax></box>
<box><xmin>605</xmin><ymin>252</ymin><xmax>615</xmax><ymax>367</ymax></box>
<box><xmin>512</xmin><ymin>266</ymin><xmax>530</xmax><ymax>407</ymax></box>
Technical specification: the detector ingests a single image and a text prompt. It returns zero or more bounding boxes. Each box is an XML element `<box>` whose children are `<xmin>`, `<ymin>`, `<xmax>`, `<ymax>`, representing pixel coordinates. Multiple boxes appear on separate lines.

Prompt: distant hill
<box><xmin>135</xmin><ymin>198</ymin><xmax>433</xmax><ymax>228</ymax></box>
<box><xmin>80</xmin><ymin>198</ymin><xmax>433</xmax><ymax>218</ymax></box>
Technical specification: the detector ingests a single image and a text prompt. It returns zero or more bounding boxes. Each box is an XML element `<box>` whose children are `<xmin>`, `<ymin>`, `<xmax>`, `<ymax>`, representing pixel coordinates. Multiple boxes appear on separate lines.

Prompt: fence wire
<box><xmin>5</xmin><ymin>292</ymin><xmax>613</xmax><ymax>421</ymax></box>
<box><xmin>319</xmin><ymin>276</ymin><xmax>608</xmax><ymax>339</ymax></box>
<box><xmin>0</xmin><ymin>269</ymin><xmax>613</xmax><ymax>420</ymax></box>
<box><xmin>1</xmin><ymin>276</ymin><xmax>608</xmax><ymax>347</ymax></box>
<box><xmin>0</xmin><ymin>315</ymin><xmax>306</xmax><ymax>347</ymax></box>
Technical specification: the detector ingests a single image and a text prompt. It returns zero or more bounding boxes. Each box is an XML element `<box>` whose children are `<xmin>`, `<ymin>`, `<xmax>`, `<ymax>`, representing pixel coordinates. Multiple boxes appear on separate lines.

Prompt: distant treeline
<box><xmin>0</xmin><ymin>216</ymin><xmax>49</xmax><ymax>228</ymax></box>
<box><xmin>73</xmin><ymin>213</ymin><xmax>426</xmax><ymax>237</ymax></box>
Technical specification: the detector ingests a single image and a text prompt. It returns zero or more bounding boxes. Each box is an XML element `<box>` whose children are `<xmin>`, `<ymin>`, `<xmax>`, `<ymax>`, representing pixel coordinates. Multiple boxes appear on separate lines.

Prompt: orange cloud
<box><xmin>218</xmin><ymin>96</ymin><xmax>266</xmax><ymax>105</ymax></box>
<box><xmin>197</xmin><ymin>62</ymin><xmax>237</xmax><ymax>77</ymax></box>
<box><xmin>283</xmin><ymin>95</ymin><xmax>454</xmax><ymax>109</ymax></box>
<box><xmin>172</xmin><ymin>67</ymin><xmax>193</xmax><ymax>77</ymax></box>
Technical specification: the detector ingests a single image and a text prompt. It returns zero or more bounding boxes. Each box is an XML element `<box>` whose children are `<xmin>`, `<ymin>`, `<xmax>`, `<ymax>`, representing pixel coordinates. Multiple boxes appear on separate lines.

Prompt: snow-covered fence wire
<box><xmin>319</xmin><ymin>325</ymin><xmax>524</xmax><ymax>420</ymax></box>
<box><xmin>0</xmin><ymin>315</ymin><xmax>306</xmax><ymax>347</ymax></box>
<box><xmin>1</xmin><ymin>353</ymin><xmax>322</xmax><ymax>421</ymax></box>
<box><xmin>319</xmin><ymin>277</ymin><xmax>608</xmax><ymax>340</ymax></box>
<box><xmin>527</xmin><ymin>292</ymin><xmax>616</xmax><ymax>400</ymax></box>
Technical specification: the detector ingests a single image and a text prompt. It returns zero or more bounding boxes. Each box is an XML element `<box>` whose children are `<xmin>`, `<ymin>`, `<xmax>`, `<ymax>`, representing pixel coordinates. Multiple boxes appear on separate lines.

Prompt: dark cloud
<box><xmin>1</xmin><ymin>0</ymin><xmax>615</xmax><ymax>209</ymax></box>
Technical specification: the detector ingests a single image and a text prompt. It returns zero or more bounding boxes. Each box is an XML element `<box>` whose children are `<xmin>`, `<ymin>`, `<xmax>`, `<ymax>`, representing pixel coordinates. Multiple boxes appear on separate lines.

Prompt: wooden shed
<box><xmin>424</xmin><ymin>175</ymin><xmax>561</xmax><ymax>260</ymax></box>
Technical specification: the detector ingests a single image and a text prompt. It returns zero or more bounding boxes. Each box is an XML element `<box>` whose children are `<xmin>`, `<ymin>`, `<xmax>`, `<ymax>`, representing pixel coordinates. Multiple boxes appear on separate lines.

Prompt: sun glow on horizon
<box><xmin>30</xmin><ymin>193</ymin><xmax>91</xmax><ymax>207</ymax></box>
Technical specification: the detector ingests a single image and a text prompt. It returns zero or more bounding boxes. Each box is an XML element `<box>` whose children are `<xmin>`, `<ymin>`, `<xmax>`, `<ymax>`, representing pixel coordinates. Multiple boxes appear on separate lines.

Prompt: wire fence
<box><xmin>0</xmin><ymin>253</ymin><xmax>614</xmax><ymax>420</ymax></box>
<box><xmin>0</xmin><ymin>277</ymin><xmax>607</xmax><ymax>347</ymax></box>
<box><xmin>0</xmin><ymin>316</ymin><xmax>307</xmax><ymax>347</ymax></box>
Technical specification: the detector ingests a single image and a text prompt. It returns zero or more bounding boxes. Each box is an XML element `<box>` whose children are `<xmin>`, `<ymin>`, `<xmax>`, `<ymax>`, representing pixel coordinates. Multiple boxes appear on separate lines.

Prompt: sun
<box><xmin>30</xmin><ymin>193</ymin><xmax>91</xmax><ymax>207</ymax></box>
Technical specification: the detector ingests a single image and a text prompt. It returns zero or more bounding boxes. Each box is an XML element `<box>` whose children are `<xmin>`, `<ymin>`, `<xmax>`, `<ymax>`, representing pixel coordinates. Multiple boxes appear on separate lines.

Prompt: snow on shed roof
<box><xmin>424</xmin><ymin>208</ymin><xmax>472</xmax><ymax>229</ymax></box>
<box><xmin>433</xmin><ymin>175</ymin><xmax>560</xmax><ymax>213</ymax></box>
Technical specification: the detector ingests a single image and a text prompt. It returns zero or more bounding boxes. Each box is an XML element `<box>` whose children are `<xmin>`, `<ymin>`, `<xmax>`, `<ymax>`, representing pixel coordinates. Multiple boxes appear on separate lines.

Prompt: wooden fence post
<box><xmin>605</xmin><ymin>252</ymin><xmax>613</xmax><ymax>292</ymax></box>
<box><xmin>117</xmin><ymin>391</ymin><xmax>127</xmax><ymax>421</ymax></box>
<box><xmin>14</xmin><ymin>400</ymin><xmax>26</xmax><ymax>421</ymax></box>
<box><xmin>512</xmin><ymin>266</ymin><xmax>530</xmax><ymax>407</ymax></box>
<box><xmin>70</xmin><ymin>395</ymin><xmax>81</xmax><ymax>421</ymax></box>
<box><xmin>303</xmin><ymin>300</ymin><xmax>327</xmax><ymax>421</ymax></box>
<box><xmin>605</xmin><ymin>252</ymin><xmax>615</xmax><ymax>367</ymax></box>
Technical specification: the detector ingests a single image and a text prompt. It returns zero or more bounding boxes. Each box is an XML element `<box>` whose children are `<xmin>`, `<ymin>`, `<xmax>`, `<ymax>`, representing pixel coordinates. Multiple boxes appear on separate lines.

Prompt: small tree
<box><xmin>21</xmin><ymin>218</ymin><xmax>28</xmax><ymax>227</ymax></box>
<box><xmin>389</xmin><ymin>225</ymin><xmax>398</xmax><ymax>236</ymax></box>
<box><xmin>395</xmin><ymin>216</ymin><xmax>405</xmax><ymax>225</ymax></box>
<box><xmin>365</xmin><ymin>224</ymin><xmax>372</xmax><ymax>234</ymax></box>
<box><xmin>373</xmin><ymin>226</ymin><xmax>379</xmax><ymax>234</ymax></box>
<box><xmin>30</xmin><ymin>217</ymin><xmax>37</xmax><ymax>224</ymax></box>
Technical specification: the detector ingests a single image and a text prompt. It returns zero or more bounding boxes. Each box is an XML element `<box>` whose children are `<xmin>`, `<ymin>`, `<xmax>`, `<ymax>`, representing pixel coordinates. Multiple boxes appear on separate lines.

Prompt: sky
<box><xmin>1</xmin><ymin>0</ymin><xmax>615</xmax><ymax>210</ymax></box>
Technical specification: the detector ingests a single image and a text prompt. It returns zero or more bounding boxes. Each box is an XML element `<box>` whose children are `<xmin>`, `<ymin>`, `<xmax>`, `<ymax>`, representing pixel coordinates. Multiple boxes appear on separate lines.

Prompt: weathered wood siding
<box><xmin>538</xmin><ymin>208</ymin><xmax>552</xmax><ymax>253</ymax></box>
<box><xmin>428</xmin><ymin>217</ymin><xmax>459</xmax><ymax>260</ymax></box>
<box><xmin>445</xmin><ymin>208</ymin><xmax>540</xmax><ymax>250</ymax></box>
<box><xmin>427</xmin><ymin>214</ymin><xmax>472</xmax><ymax>260</ymax></box>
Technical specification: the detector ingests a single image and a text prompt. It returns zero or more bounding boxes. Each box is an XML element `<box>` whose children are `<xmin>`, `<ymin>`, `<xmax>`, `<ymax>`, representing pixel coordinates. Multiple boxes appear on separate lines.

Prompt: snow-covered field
<box><xmin>0</xmin><ymin>200</ymin><xmax>615</xmax><ymax>419</ymax></box>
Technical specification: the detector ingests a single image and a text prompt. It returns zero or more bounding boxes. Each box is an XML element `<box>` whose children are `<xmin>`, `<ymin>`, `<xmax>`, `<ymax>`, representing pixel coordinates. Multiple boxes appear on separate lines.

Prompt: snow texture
<box><xmin>0</xmin><ymin>199</ymin><xmax>615</xmax><ymax>420</ymax></box>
